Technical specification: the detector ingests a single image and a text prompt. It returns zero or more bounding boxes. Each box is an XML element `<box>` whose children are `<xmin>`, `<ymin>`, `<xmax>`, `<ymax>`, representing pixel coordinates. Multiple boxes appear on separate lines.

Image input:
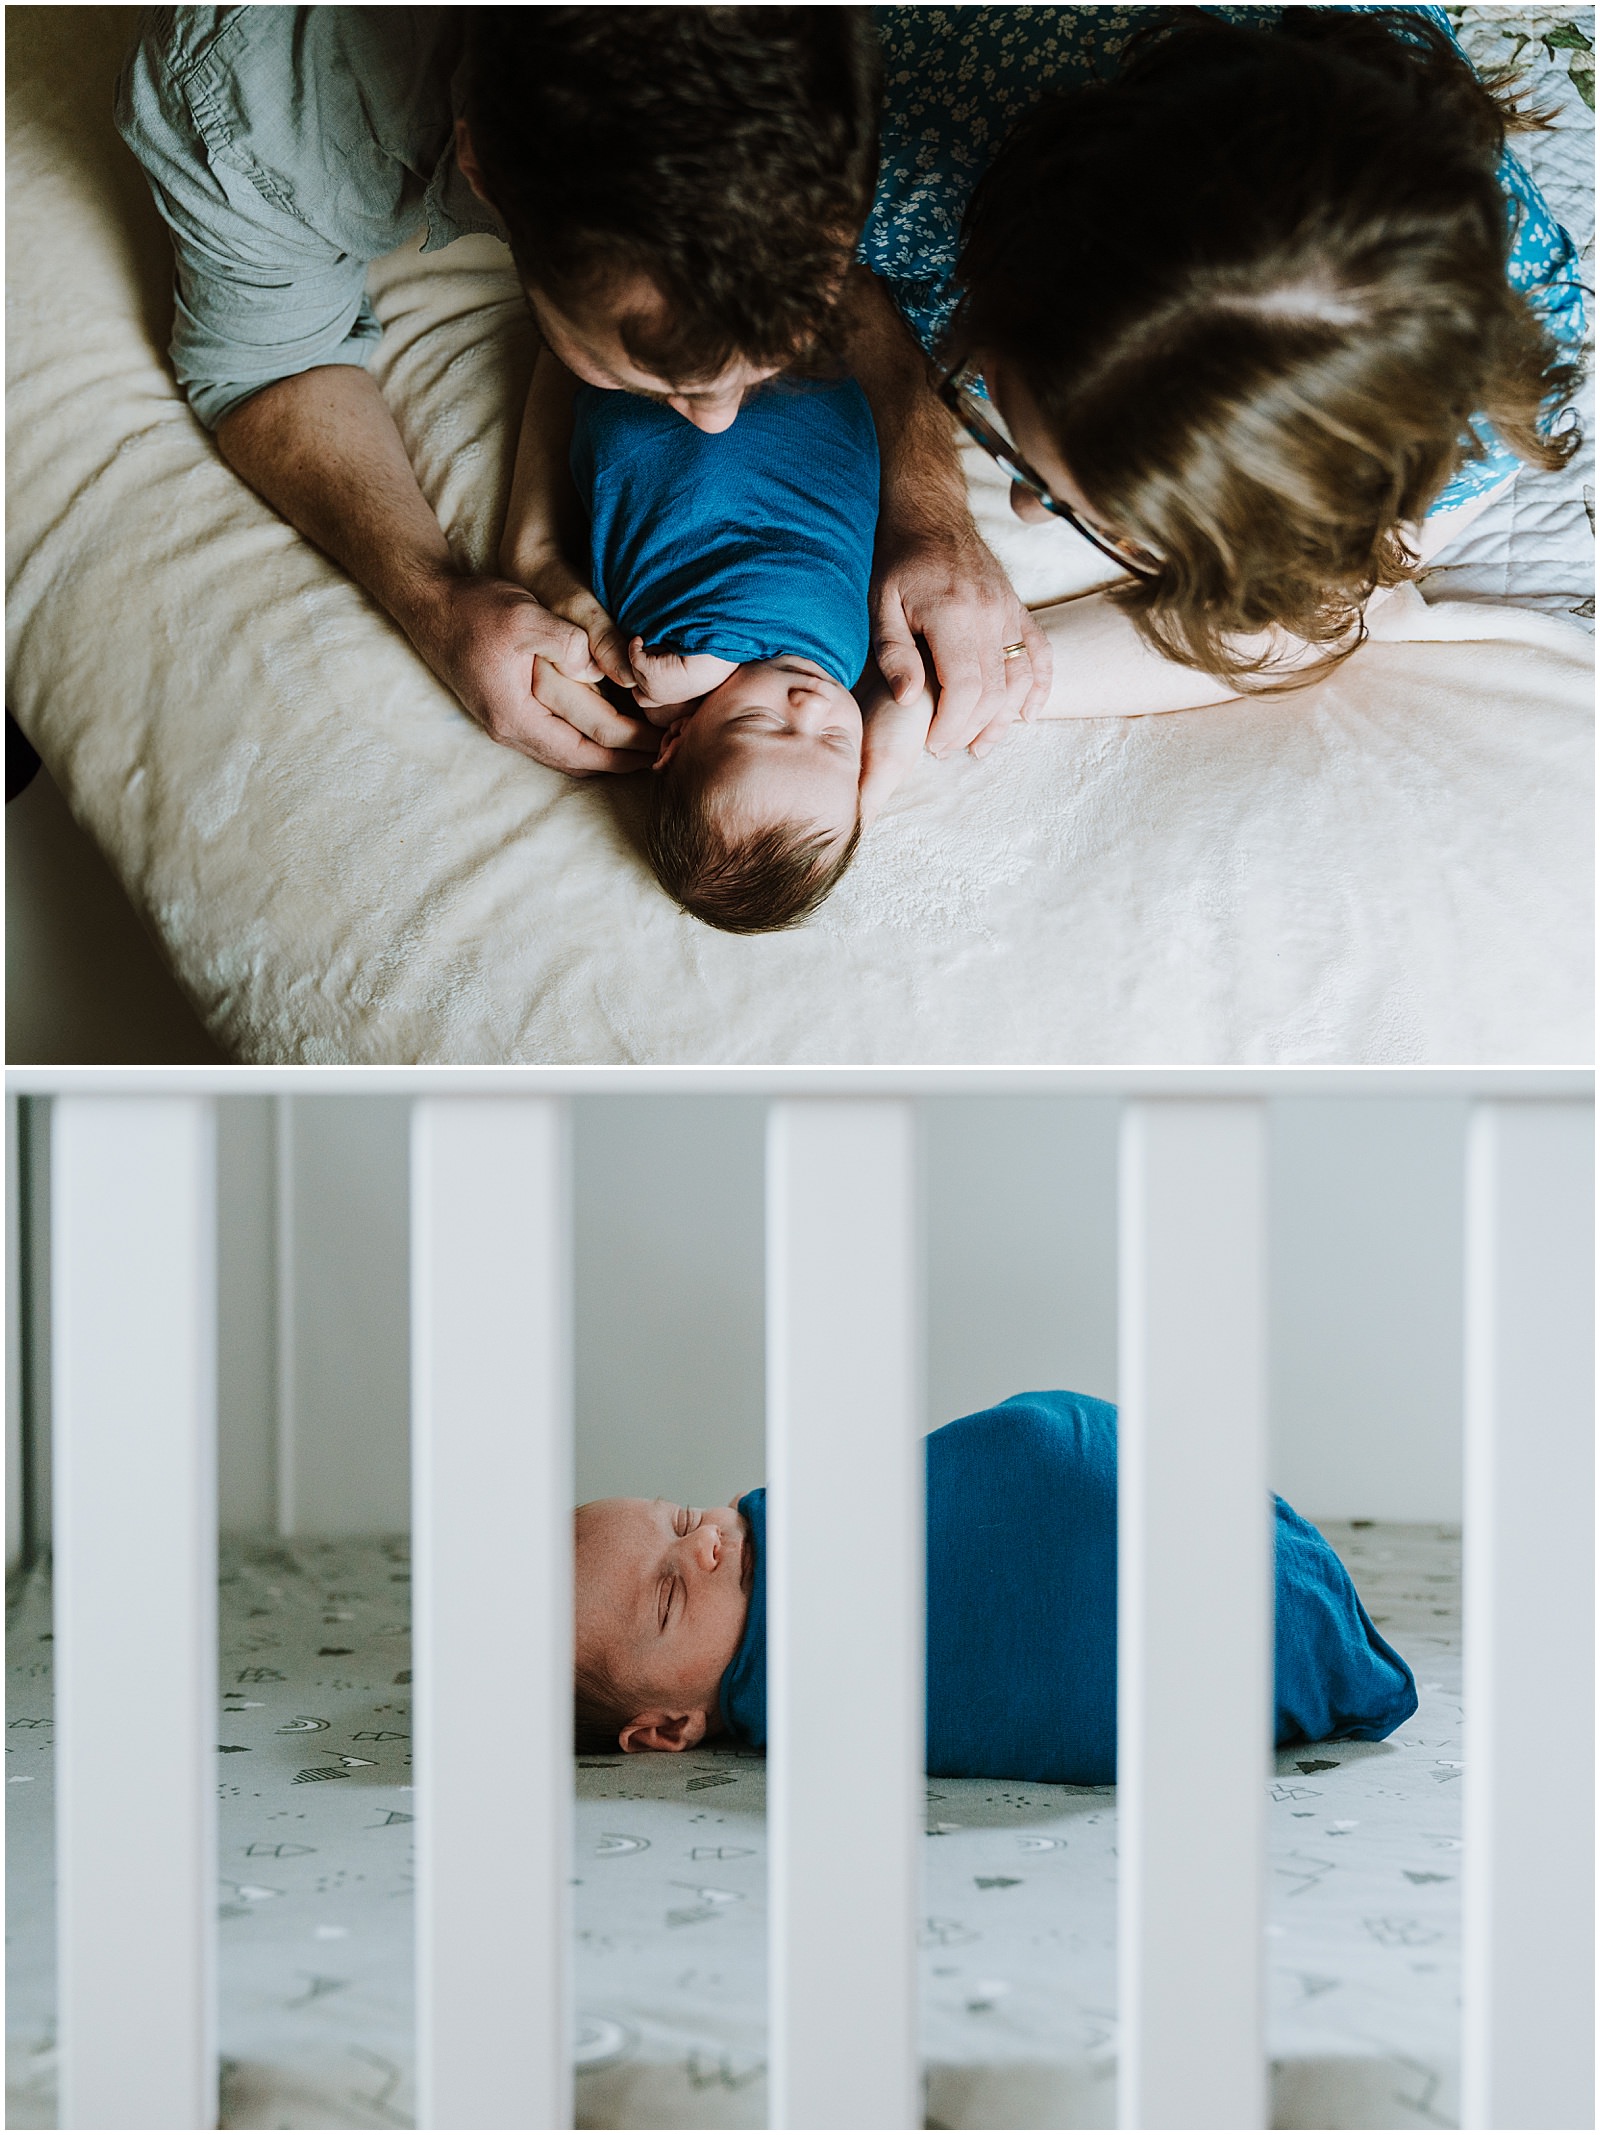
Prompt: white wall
<box><xmin>1268</xmin><ymin>1096</ymin><xmax>1467</xmax><ymax>1521</ymax></box>
<box><xmin>216</xmin><ymin>1097</ymin><xmax>275</xmax><ymax>1530</ymax></box>
<box><xmin>203</xmin><ymin>1094</ymin><xmax>411</xmax><ymax>1535</ymax></box>
<box><xmin>573</xmin><ymin>1096</ymin><xmax>767</xmax><ymax>1506</ymax></box>
<box><xmin>922</xmin><ymin>1093</ymin><xmax>1468</xmax><ymax>1520</ymax></box>
<box><xmin>10</xmin><ymin>1091</ymin><xmax>1474</xmax><ymax>1551</ymax></box>
<box><xmin>576</xmin><ymin>1096</ymin><xmax>1122</xmax><ymax>1503</ymax></box>
<box><xmin>278</xmin><ymin>1096</ymin><xmax>412</xmax><ymax>1534</ymax></box>
<box><xmin>923</xmin><ymin>1096</ymin><xmax>1120</xmax><ymax>1424</ymax></box>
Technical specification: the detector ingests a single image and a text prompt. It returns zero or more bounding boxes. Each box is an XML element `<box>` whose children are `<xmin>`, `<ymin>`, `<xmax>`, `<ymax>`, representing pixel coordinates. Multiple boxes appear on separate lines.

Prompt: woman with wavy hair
<box><xmin>862</xmin><ymin>4</ymin><xmax>1584</xmax><ymax>719</ymax></box>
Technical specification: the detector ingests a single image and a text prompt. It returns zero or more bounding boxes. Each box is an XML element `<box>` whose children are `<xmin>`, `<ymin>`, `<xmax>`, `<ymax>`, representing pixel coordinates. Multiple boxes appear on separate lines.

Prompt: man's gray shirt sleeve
<box><xmin>114</xmin><ymin>8</ymin><xmax>494</xmax><ymax>432</ymax></box>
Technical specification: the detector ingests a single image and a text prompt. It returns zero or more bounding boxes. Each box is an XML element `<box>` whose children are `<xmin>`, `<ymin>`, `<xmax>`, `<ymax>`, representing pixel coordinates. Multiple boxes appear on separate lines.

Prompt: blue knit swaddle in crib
<box><xmin>569</xmin><ymin>378</ymin><xmax>880</xmax><ymax>688</ymax></box>
<box><xmin>718</xmin><ymin>1391</ymin><xmax>1417</xmax><ymax>1782</ymax></box>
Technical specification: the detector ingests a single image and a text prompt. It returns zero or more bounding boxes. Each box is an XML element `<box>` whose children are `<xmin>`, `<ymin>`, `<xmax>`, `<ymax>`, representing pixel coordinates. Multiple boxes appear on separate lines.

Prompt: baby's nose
<box><xmin>690</xmin><ymin>1521</ymin><xmax>722</xmax><ymax>1572</ymax></box>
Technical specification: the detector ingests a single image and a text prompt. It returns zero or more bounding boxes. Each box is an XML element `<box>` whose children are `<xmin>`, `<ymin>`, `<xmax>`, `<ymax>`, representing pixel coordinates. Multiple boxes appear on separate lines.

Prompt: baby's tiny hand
<box><xmin>629</xmin><ymin>639</ymin><xmax>738</xmax><ymax>715</ymax></box>
<box><xmin>858</xmin><ymin>680</ymin><xmax>936</xmax><ymax>826</ymax></box>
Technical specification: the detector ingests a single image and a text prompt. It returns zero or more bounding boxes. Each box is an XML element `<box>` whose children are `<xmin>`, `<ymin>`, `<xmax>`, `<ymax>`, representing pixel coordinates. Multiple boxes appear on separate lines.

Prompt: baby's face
<box><xmin>575</xmin><ymin>1496</ymin><xmax>753</xmax><ymax>1750</ymax></box>
<box><xmin>675</xmin><ymin>659</ymin><xmax>863</xmax><ymax>845</ymax></box>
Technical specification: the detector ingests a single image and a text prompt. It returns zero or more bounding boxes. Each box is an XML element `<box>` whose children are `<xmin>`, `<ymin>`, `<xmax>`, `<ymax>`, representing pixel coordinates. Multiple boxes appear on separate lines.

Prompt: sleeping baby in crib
<box><xmin>570</xmin><ymin>378</ymin><xmax>933</xmax><ymax>936</ymax></box>
<box><xmin>572</xmin><ymin>1391</ymin><xmax>1417</xmax><ymax>1777</ymax></box>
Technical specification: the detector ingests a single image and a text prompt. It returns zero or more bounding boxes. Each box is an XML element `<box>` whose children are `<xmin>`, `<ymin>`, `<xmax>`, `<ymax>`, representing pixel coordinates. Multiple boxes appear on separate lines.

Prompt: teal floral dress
<box><xmin>858</xmin><ymin>5</ymin><xmax>1586</xmax><ymax>515</ymax></box>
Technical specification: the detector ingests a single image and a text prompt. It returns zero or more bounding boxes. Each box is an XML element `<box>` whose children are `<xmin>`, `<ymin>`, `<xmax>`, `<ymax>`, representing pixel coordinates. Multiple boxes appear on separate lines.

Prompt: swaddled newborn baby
<box><xmin>569</xmin><ymin>378</ymin><xmax>879</xmax><ymax>934</ymax></box>
<box><xmin>573</xmin><ymin>1391</ymin><xmax>1418</xmax><ymax>1779</ymax></box>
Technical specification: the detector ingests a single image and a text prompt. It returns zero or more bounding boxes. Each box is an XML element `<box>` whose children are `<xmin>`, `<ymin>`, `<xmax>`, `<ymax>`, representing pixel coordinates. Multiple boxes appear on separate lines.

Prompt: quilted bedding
<box><xmin>5</xmin><ymin>7</ymin><xmax>1593</xmax><ymax>1065</ymax></box>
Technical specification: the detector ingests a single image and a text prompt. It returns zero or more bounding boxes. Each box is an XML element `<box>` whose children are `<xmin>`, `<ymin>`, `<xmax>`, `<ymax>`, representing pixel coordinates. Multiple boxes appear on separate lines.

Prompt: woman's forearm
<box><xmin>1028</xmin><ymin>590</ymin><xmax>1243</xmax><ymax>719</ymax></box>
<box><xmin>1029</xmin><ymin>521</ymin><xmax>1499</xmax><ymax>720</ymax></box>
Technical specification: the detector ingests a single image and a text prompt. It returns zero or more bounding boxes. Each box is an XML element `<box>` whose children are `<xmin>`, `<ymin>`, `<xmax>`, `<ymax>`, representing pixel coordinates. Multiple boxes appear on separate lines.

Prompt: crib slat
<box><xmin>766</xmin><ymin>1102</ymin><xmax>921</xmax><ymax>2130</ymax></box>
<box><xmin>1462</xmin><ymin>1099</ymin><xmax>1594</xmax><ymax>2131</ymax></box>
<box><xmin>1118</xmin><ymin>1099</ymin><xmax>1269</xmax><ymax>2130</ymax></box>
<box><xmin>52</xmin><ymin>1096</ymin><xmax>218</xmax><ymax>2130</ymax></box>
<box><xmin>411</xmin><ymin>1099</ymin><xmax>573</xmax><ymax>2130</ymax></box>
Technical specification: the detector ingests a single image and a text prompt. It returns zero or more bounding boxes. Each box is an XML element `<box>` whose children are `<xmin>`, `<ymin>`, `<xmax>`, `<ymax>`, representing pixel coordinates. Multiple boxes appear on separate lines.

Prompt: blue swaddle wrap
<box><xmin>569</xmin><ymin>378</ymin><xmax>879</xmax><ymax>689</ymax></box>
<box><xmin>719</xmin><ymin>1488</ymin><xmax>768</xmax><ymax>1747</ymax></box>
<box><xmin>717</xmin><ymin>1391</ymin><xmax>1417</xmax><ymax>1780</ymax></box>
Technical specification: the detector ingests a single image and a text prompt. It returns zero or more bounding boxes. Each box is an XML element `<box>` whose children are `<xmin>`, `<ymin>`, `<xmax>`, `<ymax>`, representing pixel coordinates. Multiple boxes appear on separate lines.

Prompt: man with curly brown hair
<box><xmin>117</xmin><ymin>7</ymin><xmax>1049</xmax><ymax>783</ymax></box>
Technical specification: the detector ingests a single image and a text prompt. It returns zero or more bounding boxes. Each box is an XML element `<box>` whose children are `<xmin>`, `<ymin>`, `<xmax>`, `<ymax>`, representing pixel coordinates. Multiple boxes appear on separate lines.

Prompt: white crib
<box><xmin>8</xmin><ymin>1067</ymin><xmax>1593</xmax><ymax>2133</ymax></box>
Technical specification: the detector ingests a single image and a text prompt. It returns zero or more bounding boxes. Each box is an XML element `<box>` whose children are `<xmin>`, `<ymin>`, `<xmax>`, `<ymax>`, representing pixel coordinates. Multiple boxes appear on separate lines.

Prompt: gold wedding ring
<box><xmin>1002</xmin><ymin>641</ymin><xmax>1027</xmax><ymax>659</ymax></box>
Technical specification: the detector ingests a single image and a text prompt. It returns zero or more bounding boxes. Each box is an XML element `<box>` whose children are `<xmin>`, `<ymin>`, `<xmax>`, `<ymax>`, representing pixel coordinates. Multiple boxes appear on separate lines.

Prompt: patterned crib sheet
<box><xmin>571</xmin><ymin>1522</ymin><xmax>1463</xmax><ymax>2132</ymax></box>
<box><xmin>7</xmin><ymin>1537</ymin><xmax>420</xmax><ymax>2131</ymax></box>
<box><xmin>6</xmin><ymin>1522</ymin><xmax>1462</xmax><ymax>2131</ymax></box>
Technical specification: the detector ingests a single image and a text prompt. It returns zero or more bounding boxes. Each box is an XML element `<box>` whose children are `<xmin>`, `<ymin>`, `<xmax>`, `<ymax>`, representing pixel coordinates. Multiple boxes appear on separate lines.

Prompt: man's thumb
<box><xmin>874</xmin><ymin>607</ymin><xmax>924</xmax><ymax>703</ymax></box>
<box><xmin>549</xmin><ymin>618</ymin><xmax>600</xmax><ymax>681</ymax></box>
<box><xmin>589</xmin><ymin>623</ymin><xmax>635</xmax><ymax>689</ymax></box>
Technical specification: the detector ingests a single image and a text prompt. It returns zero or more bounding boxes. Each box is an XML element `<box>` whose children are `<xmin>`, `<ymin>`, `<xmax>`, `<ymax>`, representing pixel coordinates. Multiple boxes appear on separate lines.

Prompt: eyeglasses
<box><xmin>938</xmin><ymin>362</ymin><xmax>1162</xmax><ymax>579</ymax></box>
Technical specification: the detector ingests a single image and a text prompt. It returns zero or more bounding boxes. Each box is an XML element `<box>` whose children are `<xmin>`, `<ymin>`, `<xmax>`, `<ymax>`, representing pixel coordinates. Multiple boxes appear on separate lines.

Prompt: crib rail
<box><xmin>1462</xmin><ymin>1101</ymin><xmax>1594</xmax><ymax>2131</ymax></box>
<box><xmin>410</xmin><ymin>1100</ymin><xmax>573</xmax><ymax>2128</ymax></box>
<box><xmin>1118</xmin><ymin>1101</ymin><xmax>1270</xmax><ymax>2129</ymax></box>
<box><xmin>767</xmin><ymin>1102</ymin><xmax>922</xmax><ymax>2128</ymax></box>
<box><xmin>50</xmin><ymin>1098</ymin><xmax>218</xmax><ymax>2130</ymax></box>
<box><xmin>22</xmin><ymin>1068</ymin><xmax>1590</xmax><ymax>2133</ymax></box>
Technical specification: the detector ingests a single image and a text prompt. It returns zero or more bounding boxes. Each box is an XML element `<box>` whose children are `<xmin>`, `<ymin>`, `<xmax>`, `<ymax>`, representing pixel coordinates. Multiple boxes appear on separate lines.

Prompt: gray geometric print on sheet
<box><xmin>8</xmin><ymin>1523</ymin><xmax>1463</xmax><ymax>2130</ymax></box>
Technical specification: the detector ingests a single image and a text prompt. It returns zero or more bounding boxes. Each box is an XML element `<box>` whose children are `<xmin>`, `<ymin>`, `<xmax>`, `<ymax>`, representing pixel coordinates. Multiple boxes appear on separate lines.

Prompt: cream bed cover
<box><xmin>5</xmin><ymin>8</ymin><xmax>1593</xmax><ymax>1064</ymax></box>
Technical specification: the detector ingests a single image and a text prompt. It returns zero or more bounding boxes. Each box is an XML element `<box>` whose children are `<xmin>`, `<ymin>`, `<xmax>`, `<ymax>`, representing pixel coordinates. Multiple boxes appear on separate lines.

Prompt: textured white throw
<box><xmin>6</xmin><ymin>9</ymin><xmax>1592</xmax><ymax>1063</ymax></box>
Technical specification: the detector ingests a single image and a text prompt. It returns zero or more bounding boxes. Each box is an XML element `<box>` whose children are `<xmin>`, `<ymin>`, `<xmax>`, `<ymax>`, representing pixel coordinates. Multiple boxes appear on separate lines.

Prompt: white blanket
<box><xmin>6</xmin><ymin>8</ymin><xmax>1592</xmax><ymax>1064</ymax></box>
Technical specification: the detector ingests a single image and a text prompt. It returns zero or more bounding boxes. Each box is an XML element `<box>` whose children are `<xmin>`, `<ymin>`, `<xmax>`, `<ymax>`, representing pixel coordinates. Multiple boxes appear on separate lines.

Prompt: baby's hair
<box><xmin>574</xmin><ymin>1501</ymin><xmax>639</xmax><ymax>1751</ymax></box>
<box><xmin>574</xmin><ymin>1656</ymin><xmax>633</xmax><ymax>1754</ymax></box>
<box><xmin>646</xmin><ymin>755</ymin><xmax>862</xmax><ymax>934</ymax></box>
<box><xmin>950</xmin><ymin>5</ymin><xmax>1582</xmax><ymax>690</ymax></box>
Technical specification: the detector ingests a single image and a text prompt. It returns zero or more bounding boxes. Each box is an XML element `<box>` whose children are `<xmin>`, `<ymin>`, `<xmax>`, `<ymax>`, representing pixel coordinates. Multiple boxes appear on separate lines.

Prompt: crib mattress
<box><xmin>5</xmin><ymin>1523</ymin><xmax>1462</xmax><ymax>2131</ymax></box>
<box><xmin>5</xmin><ymin>8</ymin><xmax>1594</xmax><ymax>1066</ymax></box>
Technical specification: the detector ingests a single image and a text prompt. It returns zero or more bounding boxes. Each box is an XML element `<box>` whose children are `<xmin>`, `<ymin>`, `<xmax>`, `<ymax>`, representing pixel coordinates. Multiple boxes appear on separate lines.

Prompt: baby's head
<box><xmin>646</xmin><ymin>659</ymin><xmax>862</xmax><ymax>933</ymax></box>
<box><xmin>573</xmin><ymin>1495</ymin><xmax>753</xmax><ymax>1752</ymax></box>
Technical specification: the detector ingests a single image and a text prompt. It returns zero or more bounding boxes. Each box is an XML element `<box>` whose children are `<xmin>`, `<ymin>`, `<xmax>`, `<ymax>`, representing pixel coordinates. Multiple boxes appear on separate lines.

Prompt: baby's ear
<box><xmin>652</xmin><ymin>717</ymin><xmax>690</xmax><ymax>773</ymax></box>
<box><xmin>617</xmin><ymin>1707</ymin><xmax>709</xmax><ymax>1754</ymax></box>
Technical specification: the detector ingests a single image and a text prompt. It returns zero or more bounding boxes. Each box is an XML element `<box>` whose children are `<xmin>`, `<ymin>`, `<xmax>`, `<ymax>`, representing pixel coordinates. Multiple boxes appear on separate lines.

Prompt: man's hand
<box><xmin>414</xmin><ymin>573</ymin><xmax>656</xmax><ymax>774</ymax></box>
<box><xmin>873</xmin><ymin>514</ymin><xmax>1053</xmax><ymax>762</ymax></box>
<box><xmin>836</xmin><ymin>266</ymin><xmax>1054</xmax><ymax>762</ymax></box>
<box><xmin>215</xmin><ymin>367</ymin><xmax>652</xmax><ymax>775</ymax></box>
<box><xmin>520</xmin><ymin>551</ymin><xmax>639</xmax><ymax>693</ymax></box>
